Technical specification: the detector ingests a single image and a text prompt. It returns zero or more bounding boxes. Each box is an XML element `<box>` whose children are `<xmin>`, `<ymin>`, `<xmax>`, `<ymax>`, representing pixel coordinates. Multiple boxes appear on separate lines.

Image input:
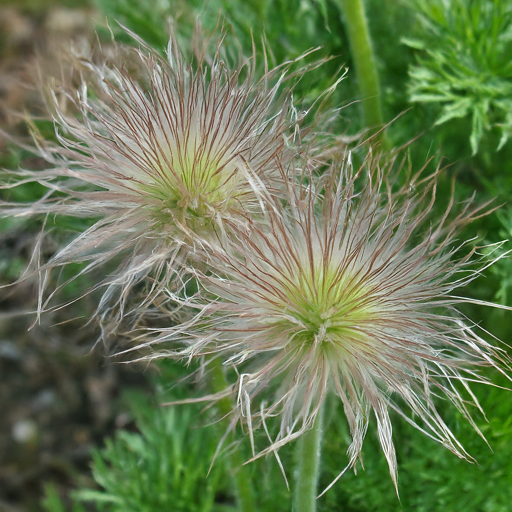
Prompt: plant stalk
<box><xmin>210</xmin><ymin>358</ymin><xmax>257</xmax><ymax>512</ymax></box>
<box><xmin>336</xmin><ymin>0</ymin><xmax>383</xmax><ymax>131</ymax></box>
<box><xmin>294</xmin><ymin>405</ymin><xmax>325</xmax><ymax>512</ymax></box>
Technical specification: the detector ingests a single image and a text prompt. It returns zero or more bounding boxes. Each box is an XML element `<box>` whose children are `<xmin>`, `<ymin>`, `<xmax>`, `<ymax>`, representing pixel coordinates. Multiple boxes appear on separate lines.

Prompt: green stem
<box><xmin>336</xmin><ymin>0</ymin><xmax>384</xmax><ymax>131</ymax></box>
<box><xmin>294</xmin><ymin>405</ymin><xmax>325</xmax><ymax>512</ymax></box>
<box><xmin>210</xmin><ymin>359</ymin><xmax>257</xmax><ymax>512</ymax></box>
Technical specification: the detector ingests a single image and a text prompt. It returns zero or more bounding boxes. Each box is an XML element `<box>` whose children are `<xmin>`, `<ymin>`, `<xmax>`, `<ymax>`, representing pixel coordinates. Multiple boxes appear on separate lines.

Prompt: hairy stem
<box><xmin>336</xmin><ymin>0</ymin><xmax>383</xmax><ymax>131</ymax></box>
<box><xmin>294</xmin><ymin>405</ymin><xmax>325</xmax><ymax>512</ymax></box>
<box><xmin>210</xmin><ymin>359</ymin><xmax>257</xmax><ymax>512</ymax></box>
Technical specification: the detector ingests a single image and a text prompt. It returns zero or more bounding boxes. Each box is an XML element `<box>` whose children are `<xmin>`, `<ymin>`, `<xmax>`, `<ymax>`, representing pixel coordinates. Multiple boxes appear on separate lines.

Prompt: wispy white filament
<box><xmin>1</xmin><ymin>27</ymin><xmax>308</xmax><ymax>333</ymax></box>
<box><xmin>130</xmin><ymin>149</ymin><xmax>511</xmax><ymax>490</ymax></box>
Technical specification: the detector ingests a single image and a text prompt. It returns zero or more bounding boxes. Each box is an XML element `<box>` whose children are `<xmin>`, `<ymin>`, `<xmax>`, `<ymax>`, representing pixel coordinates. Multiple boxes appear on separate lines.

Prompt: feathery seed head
<box><xmin>137</xmin><ymin>149</ymin><xmax>511</xmax><ymax>489</ymax></box>
<box><xmin>1</xmin><ymin>27</ymin><xmax>304</xmax><ymax>327</ymax></box>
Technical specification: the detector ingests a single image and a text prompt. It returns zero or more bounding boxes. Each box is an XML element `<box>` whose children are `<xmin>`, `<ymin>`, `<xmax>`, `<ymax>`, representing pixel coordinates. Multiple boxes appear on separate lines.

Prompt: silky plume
<box><xmin>127</xmin><ymin>147</ymin><xmax>512</xmax><ymax>491</ymax></box>
<box><xmin>0</xmin><ymin>26</ymin><xmax>320</xmax><ymax>335</ymax></box>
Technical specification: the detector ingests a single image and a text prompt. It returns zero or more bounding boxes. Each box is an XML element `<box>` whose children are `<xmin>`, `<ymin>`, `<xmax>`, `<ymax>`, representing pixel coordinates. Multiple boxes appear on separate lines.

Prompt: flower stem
<box><xmin>210</xmin><ymin>358</ymin><xmax>257</xmax><ymax>512</ymax></box>
<box><xmin>336</xmin><ymin>0</ymin><xmax>383</xmax><ymax>131</ymax></box>
<box><xmin>294</xmin><ymin>405</ymin><xmax>325</xmax><ymax>512</ymax></box>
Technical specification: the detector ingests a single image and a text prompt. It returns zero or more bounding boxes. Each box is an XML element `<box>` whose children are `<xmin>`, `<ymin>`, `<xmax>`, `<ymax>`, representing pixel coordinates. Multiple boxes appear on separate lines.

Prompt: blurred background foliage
<box><xmin>2</xmin><ymin>0</ymin><xmax>512</xmax><ymax>511</ymax></box>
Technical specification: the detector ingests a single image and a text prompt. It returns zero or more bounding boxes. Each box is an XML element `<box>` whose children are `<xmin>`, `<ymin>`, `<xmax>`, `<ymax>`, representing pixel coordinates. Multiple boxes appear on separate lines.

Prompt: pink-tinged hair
<box><xmin>126</xmin><ymin>147</ymin><xmax>511</xmax><ymax>491</ymax></box>
<box><xmin>1</xmin><ymin>26</ymin><xmax>319</xmax><ymax>336</ymax></box>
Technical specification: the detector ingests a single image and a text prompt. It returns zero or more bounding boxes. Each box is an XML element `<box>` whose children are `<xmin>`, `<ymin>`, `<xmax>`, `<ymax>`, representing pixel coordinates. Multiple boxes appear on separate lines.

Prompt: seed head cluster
<box><xmin>2</xmin><ymin>26</ymin><xmax>511</xmax><ymax>492</ymax></box>
<box><xmin>135</xmin><ymin>154</ymin><xmax>510</xmax><ymax>488</ymax></box>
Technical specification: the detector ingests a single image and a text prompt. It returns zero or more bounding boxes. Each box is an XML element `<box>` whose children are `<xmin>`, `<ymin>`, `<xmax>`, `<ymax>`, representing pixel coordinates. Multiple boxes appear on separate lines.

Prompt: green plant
<box><xmin>320</xmin><ymin>371</ymin><xmax>512</xmax><ymax>512</ymax></box>
<box><xmin>42</xmin><ymin>483</ymin><xmax>85</xmax><ymax>512</ymax></box>
<box><xmin>404</xmin><ymin>0</ymin><xmax>512</xmax><ymax>154</ymax></box>
<box><xmin>72</xmin><ymin>391</ymin><xmax>231</xmax><ymax>511</ymax></box>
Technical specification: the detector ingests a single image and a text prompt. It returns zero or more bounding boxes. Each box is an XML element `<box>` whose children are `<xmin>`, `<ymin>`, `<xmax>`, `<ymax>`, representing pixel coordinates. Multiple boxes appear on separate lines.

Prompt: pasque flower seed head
<box><xmin>135</xmin><ymin>149</ymin><xmax>511</xmax><ymax>490</ymax></box>
<box><xmin>1</xmin><ymin>27</ymin><xmax>304</xmax><ymax>329</ymax></box>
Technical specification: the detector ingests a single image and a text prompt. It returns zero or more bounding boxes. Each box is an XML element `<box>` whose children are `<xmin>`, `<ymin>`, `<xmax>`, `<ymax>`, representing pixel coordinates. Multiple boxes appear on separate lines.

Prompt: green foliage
<box><xmin>487</xmin><ymin>207</ymin><xmax>512</xmax><ymax>306</ymax></box>
<box><xmin>92</xmin><ymin>0</ymin><xmax>343</xmax><ymax>65</ymax></box>
<box><xmin>37</xmin><ymin>361</ymin><xmax>300</xmax><ymax>512</ymax></box>
<box><xmin>40</xmin><ymin>368</ymin><xmax>512</xmax><ymax>512</ymax></box>
<box><xmin>42</xmin><ymin>483</ymin><xmax>85</xmax><ymax>512</ymax></box>
<box><xmin>42</xmin><ymin>483</ymin><xmax>66</xmax><ymax>512</ymax></box>
<box><xmin>404</xmin><ymin>0</ymin><xmax>512</xmax><ymax>154</ymax></box>
<box><xmin>72</xmin><ymin>390</ymin><xmax>231</xmax><ymax>512</ymax></box>
<box><xmin>90</xmin><ymin>0</ymin><xmax>179</xmax><ymax>50</ymax></box>
<box><xmin>320</xmin><ymin>372</ymin><xmax>512</xmax><ymax>512</ymax></box>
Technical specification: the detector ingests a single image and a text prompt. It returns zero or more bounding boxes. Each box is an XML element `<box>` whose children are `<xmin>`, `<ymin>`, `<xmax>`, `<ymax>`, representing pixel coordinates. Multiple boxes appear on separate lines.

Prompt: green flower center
<box><xmin>142</xmin><ymin>145</ymin><xmax>248</xmax><ymax>233</ymax></box>
<box><xmin>275</xmin><ymin>263</ymin><xmax>374</xmax><ymax>350</ymax></box>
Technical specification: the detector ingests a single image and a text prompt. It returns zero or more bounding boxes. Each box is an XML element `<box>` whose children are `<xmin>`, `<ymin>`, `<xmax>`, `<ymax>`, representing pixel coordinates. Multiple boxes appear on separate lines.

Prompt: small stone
<box><xmin>31</xmin><ymin>389</ymin><xmax>57</xmax><ymax>412</ymax></box>
<box><xmin>0</xmin><ymin>341</ymin><xmax>22</xmax><ymax>361</ymax></box>
<box><xmin>12</xmin><ymin>419</ymin><xmax>38</xmax><ymax>444</ymax></box>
